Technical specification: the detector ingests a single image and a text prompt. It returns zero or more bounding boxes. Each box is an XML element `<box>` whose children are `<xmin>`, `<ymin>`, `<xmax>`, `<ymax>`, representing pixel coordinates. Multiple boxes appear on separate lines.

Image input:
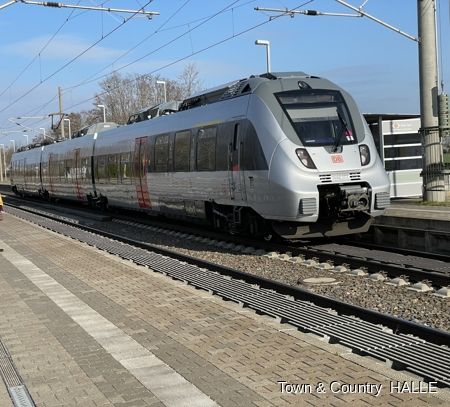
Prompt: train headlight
<box><xmin>296</xmin><ymin>148</ymin><xmax>317</xmax><ymax>169</ymax></box>
<box><xmin>359</xmin><ymin>144</ymin><xmax>371</xmax><ymax>166</ymax></box>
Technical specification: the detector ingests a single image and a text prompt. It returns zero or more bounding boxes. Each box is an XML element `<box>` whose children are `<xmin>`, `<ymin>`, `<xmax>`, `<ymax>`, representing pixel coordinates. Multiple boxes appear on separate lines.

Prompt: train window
<box><xmin>276</xmin><ymin>89</ymin><xmax>356</xmax><ymax>147</ymax></box>
<box><xmin>66</xmin><ymin>159</ymin><xmax>74</xmax><ymax>181</ymax></box>
<box><xmin>155</xmin><ymin>134</ymin><xmax>169</xmax><ymax>172</ymax></box>
<box><xmin>81</xmin><ymin>157</ymin><xmax>90</xmax><ymax>183</ymax></box>
<box><xmin>233</xmin><ymin>124</ymin><xmax>239</xmax><ymax>151</ymax></box>
<box><xmin>197</xmin><ymin>127</ymin><xmax>217</xmax><ymax>171</ymax></box>
<box><xmin>58</xmin><ymin>160</ymin><xmax>65</xmax><ymax>182</ymax></box>
<box><xmin>215</xmin><ymin>123</ymin><xmax>229</xmax><ymax>171</ymax></box>
<box><xmin>120</xmin><ymin>152</ymin><xmax>132</xmax><ymax>183</ymax></box>
<box><xmin>96</xmin><ymin>155</ymin><xmax>108</xmax><ymax>183</ymax></box>
<box><xmin>174</xmin><ymin>130</ymin><xmax>191</xmax><ymax>172</ymax></box>
<box><xmin>385</xmin><ymin>158</ymin><xmax>422</xmax><ymax>171</ymax></box>
<box><xmin>49</xmin><ymin>157</ymin><xmax>58</xmax><ymax>181</ymax></box>
<box><xmin>108</xmin><ymin>154</ymin><xmax>119</xmax><ymax>184</ymax></box>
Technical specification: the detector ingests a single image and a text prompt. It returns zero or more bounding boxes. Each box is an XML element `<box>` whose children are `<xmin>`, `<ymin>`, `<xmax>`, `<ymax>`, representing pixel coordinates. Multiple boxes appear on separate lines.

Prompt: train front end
<box><xmin>249</xmin><ymin>73</ymin><xmax>390</xmax><ymax>238</ymax></box>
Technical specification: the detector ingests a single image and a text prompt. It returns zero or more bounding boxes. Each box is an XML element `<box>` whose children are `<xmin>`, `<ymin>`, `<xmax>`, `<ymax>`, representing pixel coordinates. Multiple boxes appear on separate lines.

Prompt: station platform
<box><xmin>0</xmin><ymin>214</ymin><xmax>449</xmax><ymax>406</ymax></box>
<box><xmin>368</xmin><ymin>200</ymin><xmax>450</xmax><ymax>255</ymax></box>
<box><xmin>384</xmin><ymin>199</ymin><xmax>450</xmax><ymax>221</ymax></box>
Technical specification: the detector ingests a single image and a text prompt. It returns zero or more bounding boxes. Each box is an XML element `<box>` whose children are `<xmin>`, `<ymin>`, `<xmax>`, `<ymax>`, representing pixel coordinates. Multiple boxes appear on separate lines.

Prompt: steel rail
<box><xmin>2</xmin><ymin>188</ymin><xmax>449</xmax><ymax>287</ymax></box>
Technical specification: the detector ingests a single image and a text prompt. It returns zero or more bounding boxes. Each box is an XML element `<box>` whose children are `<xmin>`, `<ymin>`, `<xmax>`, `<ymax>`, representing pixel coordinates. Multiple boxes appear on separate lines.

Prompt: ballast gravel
<box><xmin>97</xmin><ymin>221</ymin><xmax>450</xmax><ymax>332</ymax></box>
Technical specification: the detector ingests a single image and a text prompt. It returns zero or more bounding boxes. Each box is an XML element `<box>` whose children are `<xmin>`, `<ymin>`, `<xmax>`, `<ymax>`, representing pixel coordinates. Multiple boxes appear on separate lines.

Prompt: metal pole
<box><xmin>58</xmin><ymin>86</ymin><xmax>65</xmax><ymax>139</ymax></box>
<box><xmin>19</xmin><ymin>1</ymin><xmax>159</xmax><ymax>16</ymax></box>
<box><xmin>255</xmin><ymin>40</ymin><xmax>271</xmax><ymax>73</ymax></box>
<box><xmin>418</xmin><ymin>0</ymin><xmax>445</xmax><ymax>201</ymax></box>
<box><xmin>156</xmin><ymin>81</ymin><xmax>167</xmax><ymax>103</ymax></box>
<box><xmin>64</xmin><ymin>118</ymin><xmax>71</xmax><ymax>138</ymax></box>
<box><xmin>335</xmin><ymin>0</ymin><xmax>419</xmax><ymax>42</ymax></box>
<box><xmin>0</xmin><ymin>144</ymin><xmax>3</xmax><ymax>182</ymax></box>
<box><xmin>97</xmin><ymin>105</ymin><xmax>106</xmax><ymax>123</ymax></box>
<box><xmin>2</xmin><ymin>146</ymin><xmax>5</xmax><ymax>179</ymax></box>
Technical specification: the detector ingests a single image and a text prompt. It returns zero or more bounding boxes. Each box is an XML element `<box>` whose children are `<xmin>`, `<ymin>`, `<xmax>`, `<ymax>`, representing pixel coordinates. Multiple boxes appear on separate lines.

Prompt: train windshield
<box><xmin>276</xmin><ymin>90</ymin><xmax>356</xmax><ymax>147</ymax></box>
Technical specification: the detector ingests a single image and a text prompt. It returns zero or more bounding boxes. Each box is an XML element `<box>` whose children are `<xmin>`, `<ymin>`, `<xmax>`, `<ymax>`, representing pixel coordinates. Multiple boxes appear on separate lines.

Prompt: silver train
<box><xmin>10</xmin><ymin>72</ymin><xmax>390</xmax><ymax>238</ymax></box>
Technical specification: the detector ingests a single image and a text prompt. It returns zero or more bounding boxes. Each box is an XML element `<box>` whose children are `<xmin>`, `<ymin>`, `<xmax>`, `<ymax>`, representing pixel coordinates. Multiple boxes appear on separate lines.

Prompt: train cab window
<box><xmin>155</xmin><ymin>134</ymin><xmax>169</xmax><ymax>172</ymax></box>
<box><xmin>120</xmin><ymin>152</ymin><xmax>132</xmax><ymax>184</ymax></box>
<box><xmin>108</xmin><ymin>154</ymin><xmax>119</xmax><ymax>184</ymax></box>
<box><xmin>174</xmin><ymin>130</ymin><xmax>191</xmax><ymax>172</ymax></box>
<box><xmin>276</xmin><ymin>89</ymin><xmax>356</xmax><ymax>147</ymax></box>
<box><xmin>197</xmin><ymin>127</ymin><xmax>217</xmax><ymax>171</ymax></box>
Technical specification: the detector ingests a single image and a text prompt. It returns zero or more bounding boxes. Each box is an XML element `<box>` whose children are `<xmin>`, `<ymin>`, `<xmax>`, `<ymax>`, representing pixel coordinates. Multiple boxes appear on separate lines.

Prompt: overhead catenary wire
<box><xmin>65</xmin><ymin>0</ymin><xmax>245</xmax><ymax>91</ymax></box>
<box><xmin>63</xmin><ymin>1</ymin><xmax>311</xmax><ymax>113</ymax></box>
<box><xmin>0</xmin><ymin>0</ymin><xmax>156</xmax><ymax>116</ymax></box>
<box><xmin>3</xmin><ymin>0</ymin><xmax>302</xmax><ymax>132</ymax></box>
<box><xmin>9</xmin><ymin>0</ymin><xmax>250</xmax><ymax>122</ymax></box>
<box><xmin>66</xmin><ymin>0</ymin><xmax>194</xmax><ymax>92</ymax></box>
<box><xmin>0</xmin><ymin>0</ymin><xmax>85</xmax><ymax>99</ymax></box>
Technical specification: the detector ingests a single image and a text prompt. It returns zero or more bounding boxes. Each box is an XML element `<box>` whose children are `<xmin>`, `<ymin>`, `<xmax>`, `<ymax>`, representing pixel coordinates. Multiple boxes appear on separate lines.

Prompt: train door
<box><xmin>228</xmin><ymin>122</ymin><xmax>247</xmax><ymax>201</ymax></box>
<box><xmin>133</xmin><ymin>137</ymin><xmax>151</xmax><ymax>208</ymax></box>
<box><xmin>74</xmin><ymin>149</ymin><xmax>84</xmax><ymax>200</ymax></box>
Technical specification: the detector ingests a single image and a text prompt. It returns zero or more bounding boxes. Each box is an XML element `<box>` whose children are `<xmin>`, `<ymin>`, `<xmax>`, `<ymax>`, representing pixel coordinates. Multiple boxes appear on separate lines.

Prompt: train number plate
<box><xmin>331</xmin><ymin>154</ymin><xmax>344</xmax><ymax>164</ymax></box>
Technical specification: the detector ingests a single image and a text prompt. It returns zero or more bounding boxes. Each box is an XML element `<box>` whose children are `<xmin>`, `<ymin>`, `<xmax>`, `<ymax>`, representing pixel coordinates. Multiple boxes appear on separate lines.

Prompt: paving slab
<box><xmin>0</xmin><ymin>214</ymin><xmax>449</xmax><ymax>406</ymax></box>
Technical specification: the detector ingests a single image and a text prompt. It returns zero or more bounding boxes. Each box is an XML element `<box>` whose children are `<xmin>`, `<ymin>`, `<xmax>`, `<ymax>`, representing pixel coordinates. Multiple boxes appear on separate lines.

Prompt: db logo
<box><xmin>331</xmin><ymin>154</ymin><xmax>344</xmax><ymax>164</ymax></box>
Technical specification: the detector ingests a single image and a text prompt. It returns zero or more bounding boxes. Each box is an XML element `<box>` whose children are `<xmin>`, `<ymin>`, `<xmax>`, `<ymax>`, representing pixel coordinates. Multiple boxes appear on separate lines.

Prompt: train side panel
<box><xmin>41</xmin><ymin>137</ymin><xmax>96</xmax><ymax>201</ymax></box>
<box><xmin>11</xmin><ymin>147</ymin><xmax>43</xmax><ymax>197</ymax></box>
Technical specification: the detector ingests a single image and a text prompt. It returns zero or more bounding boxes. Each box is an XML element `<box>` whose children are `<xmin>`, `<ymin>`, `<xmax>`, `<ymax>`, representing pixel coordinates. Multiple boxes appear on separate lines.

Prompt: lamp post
<box><xmin>0</xmin><ymin>143</ymin><xmax>4</xmax><ymax>182</ymax></box>
<box><xmin>97</xmin><ymin>104</ymin><xmax>106</xmax><ymax>123</ymax></box>
<box><xmin>255</xmin><ymin>39</ymin><xmax>271</xmax><ymax>73</ymax></box>
<box><xmin>156</xmin><ymin>80</ymin><xmax>167</xmax><ymax>103</ymax></box>
<box><xmin>64</xmin><ymin>118</ymin><xmax>72</xmax><ymax>139</ymax></box>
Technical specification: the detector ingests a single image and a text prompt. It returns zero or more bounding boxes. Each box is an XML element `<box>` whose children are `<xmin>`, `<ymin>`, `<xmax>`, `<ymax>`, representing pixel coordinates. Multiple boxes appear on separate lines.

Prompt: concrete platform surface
<box><xmin>0</xmin><ymin>214</ymin><xmax>449</xmax><ymax>406</ymax></box>
<box><xmin>385</xmin><ymin>201</ymin><xmax>450</xmax><ymax>222</ymax></box>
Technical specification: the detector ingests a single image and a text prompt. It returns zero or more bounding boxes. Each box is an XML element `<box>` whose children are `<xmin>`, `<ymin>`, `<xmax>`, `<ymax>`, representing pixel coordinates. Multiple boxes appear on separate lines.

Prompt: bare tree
<box><xmin>92</xmin><ymin>64</ymin><xmax>202</xmax><ymax>124</ymax></box>
<box><xmin>178</xmin><ymin>62</ymin><xmax>202</xmax><ymax>98</ymax></box>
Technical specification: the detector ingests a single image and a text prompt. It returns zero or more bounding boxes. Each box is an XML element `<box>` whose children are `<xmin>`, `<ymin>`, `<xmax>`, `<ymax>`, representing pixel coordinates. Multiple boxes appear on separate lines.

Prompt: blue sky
<box><xmin>0</xmin><ymin>0</ymin><xmax>449</xmax><ymax>148</ymax></box>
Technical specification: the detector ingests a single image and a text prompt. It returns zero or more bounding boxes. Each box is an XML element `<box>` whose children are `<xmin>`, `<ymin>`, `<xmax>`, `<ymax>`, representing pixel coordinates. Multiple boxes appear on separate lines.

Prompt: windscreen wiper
<box><xmin>333</xmin><ymin>111</ymin><xmax>351</xmax><ymax>152</ymax></box>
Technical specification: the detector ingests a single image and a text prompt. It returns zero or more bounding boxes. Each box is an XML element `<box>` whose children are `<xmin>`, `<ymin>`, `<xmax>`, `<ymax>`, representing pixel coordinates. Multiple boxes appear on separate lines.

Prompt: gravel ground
<box><xmin>92</xmin><ymin>219</ymin><xmax>450</xmax><ymax>332</ymax></box>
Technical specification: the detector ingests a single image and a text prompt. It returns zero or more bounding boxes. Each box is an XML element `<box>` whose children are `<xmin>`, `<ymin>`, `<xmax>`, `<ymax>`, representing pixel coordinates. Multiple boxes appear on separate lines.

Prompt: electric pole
<box><xmin>58</xmin><ymin>86</ymin><xmax>65</xmax><ymax>140</ymax></box>
<box><xmin>418</xmin><ymin>0</ymin><xmax>445</xmax><ymax>201</ymax></box>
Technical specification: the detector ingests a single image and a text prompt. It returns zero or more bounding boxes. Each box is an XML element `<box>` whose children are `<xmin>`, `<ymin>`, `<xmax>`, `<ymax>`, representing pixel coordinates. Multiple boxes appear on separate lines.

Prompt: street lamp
<box><xmin>156</xmin><ymin>80</ymin><xmax>167</xmax><ymax>103</ymax></box>
<box><xmin>39</xmin><ymin>127</ymin><xmax>46</xmax><ymax>136</ymax></box>
<box><xmin>97</xmin><ymin>104</ymin><xmax>106</xmax><ymax>123</ymax></box>
<box><xmin>64</xmin><ymin>118</ymin><xmax>72</xmax><ymax>139</ymax></box>
<box><xmin>255</xmin><ymin>39</ymin><xmax>271</xmax><ymax>73</ymax></box>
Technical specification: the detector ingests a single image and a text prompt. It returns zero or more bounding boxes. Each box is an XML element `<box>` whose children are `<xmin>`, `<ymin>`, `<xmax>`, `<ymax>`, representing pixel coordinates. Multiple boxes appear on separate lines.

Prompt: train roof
<box><xmin>179</xmin><ymin>72</ymin><xmax>313</xmax><ymax>111</ymax></box>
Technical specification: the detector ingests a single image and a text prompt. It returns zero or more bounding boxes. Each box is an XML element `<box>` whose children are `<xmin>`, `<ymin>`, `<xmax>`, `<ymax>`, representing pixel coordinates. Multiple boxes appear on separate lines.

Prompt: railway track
<box><xmin>2</xmin><ymin>188</ymin><xmax>450</xmax><ymax>289</ymax></box>
<box><xmin>3</xmin><ymin>201</ymin><xmax>450</xmax><ymax>388</ymax></box>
